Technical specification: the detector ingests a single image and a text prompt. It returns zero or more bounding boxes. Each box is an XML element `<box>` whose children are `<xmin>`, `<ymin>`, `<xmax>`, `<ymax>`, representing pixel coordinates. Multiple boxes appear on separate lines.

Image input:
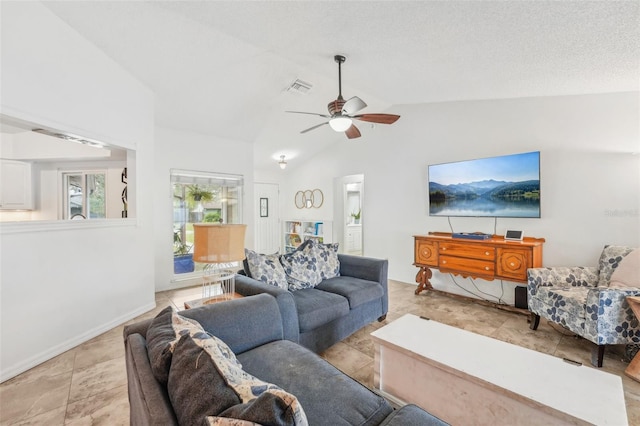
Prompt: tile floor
<box><xmin>1</xmin><ymin>280</ymin><xmax>638</xmax><ymax>425</ymax></box>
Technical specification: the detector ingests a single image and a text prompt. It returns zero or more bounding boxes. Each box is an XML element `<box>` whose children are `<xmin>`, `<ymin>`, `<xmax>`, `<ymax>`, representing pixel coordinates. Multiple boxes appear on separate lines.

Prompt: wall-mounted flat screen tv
<box><xmin>428</xmin><ymin>151</ymin><xmax>540</xmax><ymax>218</ymax></box>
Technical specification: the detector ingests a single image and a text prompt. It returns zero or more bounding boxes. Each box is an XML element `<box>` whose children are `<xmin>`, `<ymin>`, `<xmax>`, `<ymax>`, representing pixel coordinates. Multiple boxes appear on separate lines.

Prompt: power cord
<box><xmin>448</xmin><ymin>274</ymin><xmax>486</xmax><ymax>300</ymax></box>
<box><xmin>448</xmin><ymin>274</ymin><xmax>507</xmax><ymax>305</ymax></box>
<box><xmin>445</xmin><ymin>216</ymin><xmax>506</xmax><ymax>304</ymax></box>
<box><xmin>469</xmin><ymin>276</ymin><xmax>507</xmax><ymax>305</ymax></box>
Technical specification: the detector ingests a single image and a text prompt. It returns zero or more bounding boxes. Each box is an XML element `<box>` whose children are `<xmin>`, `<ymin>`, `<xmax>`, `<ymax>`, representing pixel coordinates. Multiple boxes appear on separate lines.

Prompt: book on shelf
<box><xmin>288</xmin><ymin>234</ymin><xmax>301</xmax><ymax>247</ymax></box>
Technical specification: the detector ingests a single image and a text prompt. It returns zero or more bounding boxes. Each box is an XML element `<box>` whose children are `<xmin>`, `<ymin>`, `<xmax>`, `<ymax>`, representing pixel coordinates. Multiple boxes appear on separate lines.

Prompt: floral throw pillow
<box><xmin>597</xmin><ymin>245</ymin><xmax>636</xmax><ymax>285</ymax></box>
<box><xmin>244</xmin><ymin>249</ymin><xmax>288</xmax><ymax>290</ymax></box>
<box><xmin>313</xmin><ymin>242</ymin><xmax>340</xmax><ymax>280</ymax></box>
<box><xmin>280</xmin><ymin>240</ymin><xmax>322</xmax><ymax>291</ymax></box>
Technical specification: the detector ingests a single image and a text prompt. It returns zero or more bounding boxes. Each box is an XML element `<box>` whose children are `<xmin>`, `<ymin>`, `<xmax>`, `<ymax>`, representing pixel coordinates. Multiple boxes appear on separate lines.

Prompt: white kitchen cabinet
<box><xmin>0</xmin><ymin>160</ymin><xmax>33</xmax><ymax>210</ymax></box>
<box><xmin>346</xmin><ymin>224</ymin><xmax>362</xmax><ymax>254</ymax></box>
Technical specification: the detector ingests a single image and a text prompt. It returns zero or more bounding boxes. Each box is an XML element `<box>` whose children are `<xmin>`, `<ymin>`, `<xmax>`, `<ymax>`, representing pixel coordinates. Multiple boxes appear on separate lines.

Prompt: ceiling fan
<box><xmin>286</xmin><ymin>55</ymin><xmax>400</xmax><ymax>139</ymax></box>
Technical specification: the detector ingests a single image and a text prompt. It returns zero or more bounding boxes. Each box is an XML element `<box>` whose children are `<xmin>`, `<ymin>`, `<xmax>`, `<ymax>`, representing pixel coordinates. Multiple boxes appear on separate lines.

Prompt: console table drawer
<box><xmin>415</xmin><ymin>239</ymin><xmax>438</xmax><ymax>266</ymax></box>
<box><xmin>496</xmin><ymin>248</ymin><xmax>531</xmax><ymax>281</ymax></box>
<box><xmin>440</xmin><ymin>243</ymin><xmax>496</xmax><ymax>260</ymax></box>
<box><xmin>439</xmin><ymin>255</ymin><xmax>494</xmax><ymax>277</ymax></box>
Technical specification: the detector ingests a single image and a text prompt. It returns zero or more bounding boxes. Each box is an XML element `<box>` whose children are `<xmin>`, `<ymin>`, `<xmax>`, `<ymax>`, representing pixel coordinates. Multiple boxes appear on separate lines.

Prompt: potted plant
<box><xmin>173</xmin><ymin>229</ymin><xmax>194</xmax><ymax>273</ymax></box>
<box><xmin>351</xmin><ymin>209</ymin><xmax>361</xmax><ymax>224</ymax></box>
<box><xmin>186</xmin><ymin>185</ymin><xmax>214</xmax><ymax>203</ymax></box>
<box><xmin>186</xmin><ymin>185</ymin><xmax>214</xmax><ymax>223</ymax></box>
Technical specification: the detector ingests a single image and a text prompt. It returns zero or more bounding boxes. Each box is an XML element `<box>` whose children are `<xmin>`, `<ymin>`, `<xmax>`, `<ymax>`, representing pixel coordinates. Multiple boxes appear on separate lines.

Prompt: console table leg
<box><xmin>415</xmin><ymin>267</ymin><xmax>433</xmax><ymax>295</ymax></box>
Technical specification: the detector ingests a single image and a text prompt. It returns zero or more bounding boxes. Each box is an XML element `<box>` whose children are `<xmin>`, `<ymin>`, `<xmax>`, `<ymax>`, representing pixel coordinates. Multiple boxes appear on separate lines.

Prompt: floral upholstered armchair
<box><xmin>527</xmin><ymin>245</ymin><xmax>640</xmax><ymax>367</ymax></box>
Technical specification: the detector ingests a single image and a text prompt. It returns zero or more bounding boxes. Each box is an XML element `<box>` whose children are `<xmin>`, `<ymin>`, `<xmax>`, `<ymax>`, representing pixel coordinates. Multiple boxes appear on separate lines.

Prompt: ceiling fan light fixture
<box><xmin>278</xmin><ymin>155</ymin><xmax>287</xmax><ymax>169</ymax></box>
<box><xmin>285</xmin><ymin>54</ymin><xmax>400</xmax><ymax>139</ymax></box>
<box><xmin>329</xmin><ymin>117</ymin><xmax>352</xmax><ymax>132</ymax></box>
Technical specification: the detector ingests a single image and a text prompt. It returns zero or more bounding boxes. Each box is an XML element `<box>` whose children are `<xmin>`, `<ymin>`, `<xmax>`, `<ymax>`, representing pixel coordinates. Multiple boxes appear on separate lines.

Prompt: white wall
<box><xmin>281</xmin><ymin>92</ymin><xmax>640</xmax><ymax>304</ymax></box>
<box><xmin>0</xmin><ymin>2</ymin><xmax>155</xmax><ymax>381</ymax></box>
<box><xmin>153</xmin><ymin>126</ymin><xmax>254</xmax><ymax>292</ymax></box>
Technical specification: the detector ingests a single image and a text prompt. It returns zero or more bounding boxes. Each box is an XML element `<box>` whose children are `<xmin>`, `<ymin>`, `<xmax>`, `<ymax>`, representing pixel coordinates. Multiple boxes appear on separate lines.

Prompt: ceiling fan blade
<box><xmin>286</xmin><ymin>111</ymin><xmax>331</xmax><ymax>118</ymax></box>
<box><xmin>342</xmin><ymin>96</ymin><xmax>367</xmax><ymax>115</ymax></box>
<box><xmin>300</xmin><ymin>122</ymin><xmax>329</xmax><ymax>134</ymax></box>
<box><xmin>345</xmin><ymin>124</ymin><xmax>361</xmax><ymax>139</ymax></box>
<box><xmin>353</xmin><ymin>113</ymin><xmax>400</xmax><ymax>125</ymax></box>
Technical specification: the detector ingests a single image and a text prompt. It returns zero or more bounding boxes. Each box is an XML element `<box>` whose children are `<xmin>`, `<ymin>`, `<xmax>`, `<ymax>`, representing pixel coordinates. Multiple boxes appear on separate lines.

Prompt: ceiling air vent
<box><xmin>286</xmin><ymin>79</ymin><xmax>313</xmax><ymax>95</ymax></box>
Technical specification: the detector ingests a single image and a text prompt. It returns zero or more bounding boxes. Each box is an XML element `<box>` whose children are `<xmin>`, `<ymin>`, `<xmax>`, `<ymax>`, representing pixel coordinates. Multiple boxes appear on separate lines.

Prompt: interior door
<box><xmin>254</xmin><ymin>182</ymin><xmax>280</xmax><ymax>253</ymax></box>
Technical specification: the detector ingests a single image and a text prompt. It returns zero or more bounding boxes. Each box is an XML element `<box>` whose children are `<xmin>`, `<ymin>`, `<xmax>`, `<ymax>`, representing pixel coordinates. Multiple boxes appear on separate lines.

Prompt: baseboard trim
<box><xmin>0</xmin><ymin>301</ymin><xmax>156</xmax><ymax>383</ymax></box>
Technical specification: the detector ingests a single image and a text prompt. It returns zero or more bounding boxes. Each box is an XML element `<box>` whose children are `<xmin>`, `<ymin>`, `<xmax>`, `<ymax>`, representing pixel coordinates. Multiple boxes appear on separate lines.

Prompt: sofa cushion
<box><xmin>532</xmin><ymin>286</ymin><xmax>589</xmax><ymax>335</ymax></box>
<box><xmin>245</xmin><ymin>248</ymin><xmax>288</xmax><ymax>290</ymax></box>
<box><xmin>168</xmin><ymin>333</ymin><xmax>308</xmax><ymax>426</ymax></box>
<box><xmin>597</xmin><ymin>245</ymin><xmax>636</xmax><ymax>286</ymax></box>
<box><xmin>281</xmin><ymin>240</ymin><xmax>323</xmax><ymax>291</ymax></box>
<box><xmin>316</xmin><ymin>276</ymin><xmax>384</xmax><ymax>309</ymax></box>
<box><xmin>145</xmin><ymin>306</ymin><xmax>208</xmax><ymax>385</ymax></box>
<box><xmin>237</xmin><ymin>340</ymin><xmax>393</xmax><ymax>426</ymax></box>
<box><xmin>537</xmin><ymin>287</ymin><xmax>589</xmax><ymax>320</ymax></box>
<box><xmin>291</xmin><ymin>288</ymin><xmax>350</xmax><ymax>332</ymax></box>
<box><xmin>609</xmin><ymin>248</ymin><xmax>640</xmax><ymax>288</ymax></box>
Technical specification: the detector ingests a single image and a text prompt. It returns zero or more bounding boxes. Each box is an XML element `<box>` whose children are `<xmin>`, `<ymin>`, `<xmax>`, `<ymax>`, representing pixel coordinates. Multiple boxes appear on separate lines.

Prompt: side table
<box><xmin>184</xmin><ymin>292</ymin><xmax>244</xmax><ymax>310</ymax></box>
<box><xmin>625</xmin><ymin>296</ymin><xmax>640</xmax><ymax>383</ymax></box>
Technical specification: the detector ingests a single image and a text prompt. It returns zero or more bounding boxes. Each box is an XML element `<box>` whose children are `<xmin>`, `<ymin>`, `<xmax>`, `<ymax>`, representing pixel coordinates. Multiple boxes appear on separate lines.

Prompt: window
<box><xmin>171</xmin><ymin>169</ymin><xmax>243</xmax><ymax>277</ymax></box>
<box><xmin>62</xmin><ymin>171</ymin><xmax>106</xmax><ymax>219</ymax></box>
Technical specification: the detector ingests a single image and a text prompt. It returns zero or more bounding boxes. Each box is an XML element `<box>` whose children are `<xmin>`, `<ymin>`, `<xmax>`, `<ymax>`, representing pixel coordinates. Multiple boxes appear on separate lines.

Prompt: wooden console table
<box><xmin>413</xmin><ymin>232</ymin><xmax>545</xmax><ymax>297</ymax></box>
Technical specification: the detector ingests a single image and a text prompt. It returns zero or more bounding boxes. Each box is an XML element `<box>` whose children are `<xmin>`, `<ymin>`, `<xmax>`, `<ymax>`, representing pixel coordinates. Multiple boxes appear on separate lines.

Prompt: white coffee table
<box><xmin>371</xmin><ymin>314</ymin><xmax>627</xmax><ymax>426</ymax></box>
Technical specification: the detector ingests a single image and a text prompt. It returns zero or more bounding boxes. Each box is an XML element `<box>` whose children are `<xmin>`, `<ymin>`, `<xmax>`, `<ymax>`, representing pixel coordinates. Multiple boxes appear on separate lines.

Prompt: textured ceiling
<box><xmin>39</xmin><ymin>1</ymin><xmax>640</xmax><ymax>172</ymax></box>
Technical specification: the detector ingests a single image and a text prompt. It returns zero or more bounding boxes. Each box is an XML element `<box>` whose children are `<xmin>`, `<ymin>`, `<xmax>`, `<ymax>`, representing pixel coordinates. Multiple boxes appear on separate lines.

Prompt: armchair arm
<box><xmin>339</xmin><ymin>254</ymin><xmax>388</xmax><ymax>282</ymax></box>
<box><xmin>338</xmin><ymin>254</ymin><xmax>389</xmax><ymax>313</ymax></box>
<box><xmin>234</xmin><ymin>274</ymin><xmax>300</xmax><ymax>343</ymax></box>
<box><xmin>527</xmin><ymin>266</ymin><xmax>598</xmax><ymax>296</ymax></box>
<box><xmin>585</xmin><ymin>286</ymin><xmax>640</xmax><ymax>345</ymax></box>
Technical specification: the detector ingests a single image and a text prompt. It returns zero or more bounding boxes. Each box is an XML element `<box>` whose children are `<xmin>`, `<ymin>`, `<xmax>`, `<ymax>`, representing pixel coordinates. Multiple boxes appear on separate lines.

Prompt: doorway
<box><xmin>334</xmin><ymin>174</ymin><xmax>364</xmax><ymax>256</ymax></box>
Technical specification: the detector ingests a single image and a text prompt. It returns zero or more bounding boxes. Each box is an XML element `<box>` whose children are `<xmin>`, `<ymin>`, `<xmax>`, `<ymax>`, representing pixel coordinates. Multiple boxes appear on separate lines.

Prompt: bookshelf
<box><xmin>283</xmin><ymin>220</ymin><xmax>332</xmax><ymax>253</ymax></box>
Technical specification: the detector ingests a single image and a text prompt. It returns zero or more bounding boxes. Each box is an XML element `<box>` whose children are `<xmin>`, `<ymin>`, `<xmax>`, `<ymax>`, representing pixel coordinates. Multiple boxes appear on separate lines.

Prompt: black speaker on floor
<box><xmin>514</xmin><ymin>286</ymin><xmax>528</xmax><ymax>309</ymax></box>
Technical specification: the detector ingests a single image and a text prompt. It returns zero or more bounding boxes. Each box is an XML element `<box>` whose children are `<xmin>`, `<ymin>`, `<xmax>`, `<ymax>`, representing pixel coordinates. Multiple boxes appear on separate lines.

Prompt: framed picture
<box><xmin>260</xmin><ymin>198</ymin><xmax>268</xmax><ymax>217</ymax></box>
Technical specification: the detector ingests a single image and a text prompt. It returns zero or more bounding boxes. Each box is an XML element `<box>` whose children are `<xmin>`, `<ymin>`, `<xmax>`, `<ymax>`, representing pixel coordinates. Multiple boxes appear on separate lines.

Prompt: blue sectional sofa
<box><xmin>236</xmin><ymin>253</ymin><xmax>389</xmax><ymax>353</ymax></box>
<box><xmin>123</xmin><ymin>294</ymin><xmax>447</xmax><ymax>425</ymax></box>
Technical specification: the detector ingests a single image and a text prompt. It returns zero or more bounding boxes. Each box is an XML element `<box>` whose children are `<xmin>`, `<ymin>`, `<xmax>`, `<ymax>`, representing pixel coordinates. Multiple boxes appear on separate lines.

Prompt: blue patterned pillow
<box><xmin>313</xmin><ymin>241</ymin><xmax>340</xmax><ymax>280</ymax></box>
<box><xmin>244</xmin><ymin>249</ymin><xmax>288</xmax><ymax>290</ymax></box>
<box><xmin>280</xmin><ymin>240</ymin><xmax>322</xmax><ymax>291</ymax></box>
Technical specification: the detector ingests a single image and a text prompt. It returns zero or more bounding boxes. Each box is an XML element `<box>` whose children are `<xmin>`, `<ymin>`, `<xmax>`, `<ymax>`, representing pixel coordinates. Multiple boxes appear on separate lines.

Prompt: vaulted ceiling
<box><xmin>41</xmin><ymin>1</ymin><xmax>639</xmax><ymax>173</ymax></box>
